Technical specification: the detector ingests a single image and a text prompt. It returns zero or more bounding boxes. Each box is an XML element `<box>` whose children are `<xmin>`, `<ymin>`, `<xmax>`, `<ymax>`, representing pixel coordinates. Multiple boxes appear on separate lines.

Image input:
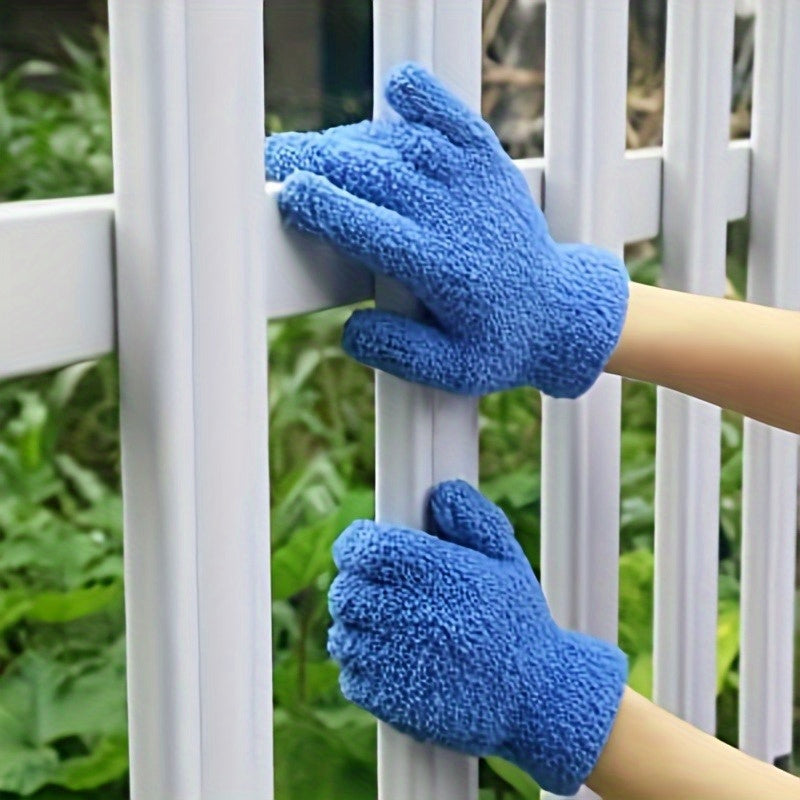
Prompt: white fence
<box><xmin>0</xmin><ymin>1</ymin><xmax>798</xmax><ymax>799</ymax></box>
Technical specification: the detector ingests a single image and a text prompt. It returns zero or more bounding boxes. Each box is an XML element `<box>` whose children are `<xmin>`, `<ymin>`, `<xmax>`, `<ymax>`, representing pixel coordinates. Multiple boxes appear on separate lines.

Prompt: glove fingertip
<box><xmin>276</xmin><ymin>169</ymin><xmax>340</xmax><ymax>231</ymax></box>
<box><xmin>332</xmin><ymin>518</ymin><xmax>378</xmax><ymax>569</ymax></box>
<box><xmin>341</xmin><ymin>310</ymin><xmax>381</xmax><ymax>362</ymax></box>
<box><xmin>429</xmin><ymin>477</ymin><xmax>484</xmax><ymax>515</ymax></box>
<box><xmin>384</xmin><ymin>60</ymin><xmax>428</xmax><ymax>98</ymax></box>
<box><xmin>338</xmin><ymin>667</ymin><xmax>370</xmax><ymax>709</ymax></box>
<box><xmin>326</xmin><ymin>621</ymin><xmax>347</xmax><ymax>659</ymax></box>
<box><xmin>383</xmin><ymin>61</ymin><xmax>445</xmax><ymax>124</ymax></box>
<box><xmin>276</xmin><ymin>168</ymin><xmax>313</xmax><ymax>211</ymax></box>
<box><xmin>429</xmin><ymin>480</ymin><xmax>518</xmax><ymax>560</ymax></box>
<box><xmin>428</xmin><ymin>478</ymin><xmax>471</xmax><ymax>527</ymax></box>
<box><xmin>327</xmin><ymin>573</ymin><xmax>347</xmax><ymax>620</ymax></box>
<box><xmin>264</xmin><ymin>131</ymin><xmax>310</xmax><ymax>181</ymax></box>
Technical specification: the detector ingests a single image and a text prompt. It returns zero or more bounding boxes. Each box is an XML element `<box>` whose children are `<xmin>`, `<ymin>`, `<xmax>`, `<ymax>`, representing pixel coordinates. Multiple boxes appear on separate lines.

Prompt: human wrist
<box><xmin>528</xmin><ymin>244</ymin><xmax>630</xmax><ymax>399</ymax></box>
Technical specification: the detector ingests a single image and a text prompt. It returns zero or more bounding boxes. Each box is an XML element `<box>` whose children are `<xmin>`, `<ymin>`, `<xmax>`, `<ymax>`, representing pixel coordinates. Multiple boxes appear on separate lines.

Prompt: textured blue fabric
<box><xmin>328</xmin><ymin>480</ymin><xmax>628</xmax><ymax>795</ymax></box>
<box><xmin>265</xmin><ymin>62</ymin><xmax>630</xmax><ymax>399</ymax></box>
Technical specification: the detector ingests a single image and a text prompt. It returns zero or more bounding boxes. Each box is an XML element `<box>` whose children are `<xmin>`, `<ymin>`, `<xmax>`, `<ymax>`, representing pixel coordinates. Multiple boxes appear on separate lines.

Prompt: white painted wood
<box><xmin>108</xmin><ymin>5</ymin><xmax>201</xmax><ymax>794</ymax></box>
<box><xmin>109</xmin><ymin>2</ymin><xmax>271</xmax><ymax>799</ymax></box>
<box><xmin>726</xmin><ymin>139</ymin><xmax>751</xmax><ymax>222</ymax></box>
<box><xmin>0</xmin><ymin>195</ymin><xmax>114</xmax><ymax>380</ymax></box>
<box><xmin>0</xmin><ymin>140</ymin><xmax>756</xmax><ymax>378</ymax></box>
<box><xmin>653</xmin><ymin>0</ymin><xmax>735</xmax><ymax>734</ymax></box>
<box><xmin>540</xmin><ymin>3</ymin><xmax>629</xmax><ymax>798</ymax></box>
<box><xmin>373</xmin><ymin>1</ymin><xmax>480</xmax><ymax>798</ymax></box>
<box><xmin>264</xmin><ymin>182</ymin><xmax>373</xmax><ymax>317</ymax></box>
<box><xmin>185</xmin><ymin>5</ymin><xmax>272</xmax><ymax>796</ymax></box>
<box><xmin>620</xmin><ymin>148</ymin><xmax>663</xmax><ymax>244</ymax></box>
<box><xmin>739</xmin><ymin>0</ymin><xmax>800</xmax><ymax>767</ymax></box>
<box><xmin>515</xmin><ymin>158</ymin><xmax>544</xmax><ymax>206</ymax></box>
<box><xmin>612</xmin><ymin>141</ymin><xmax>746</xmax><ymax>247</ymax></box>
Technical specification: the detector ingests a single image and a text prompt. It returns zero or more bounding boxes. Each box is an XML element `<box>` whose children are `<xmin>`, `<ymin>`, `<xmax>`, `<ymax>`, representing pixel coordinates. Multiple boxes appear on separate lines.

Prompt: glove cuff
<box><xmin>506</xmin><ymin>629</ymin><xmax>628</xmax><ymax>795</ymax></box>
<box><xmin>532</xmin><ymin>245</ymin><xmax>630</xmax><ymax>399</ymax></box>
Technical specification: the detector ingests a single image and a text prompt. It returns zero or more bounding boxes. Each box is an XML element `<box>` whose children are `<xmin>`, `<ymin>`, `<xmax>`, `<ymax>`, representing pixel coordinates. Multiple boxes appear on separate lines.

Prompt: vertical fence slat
<box><xmin>541</xmin><ymin>3</ymin><xmax>629</xmax><ymax>798</ymax></box>
<box><xmin>373</xmin><ymin>1</ymin><xmax>480</xmax><ymax>798</ymax></box>
<box><xmin>109</xmin><ymin>5</ymin><xmax>201</xmax><ymax>794</ymax></box>
<box><xmin>653</xmin><ymin>0</ymin><xmax>735</xmax><ymax>733</ymax></box>
<box><xmin>739</xmin><ymin>0</ymin><xmax>800</xmax><ymax>766</ymax></box>
<box><xmin>185</xmin><ymin>4</ymin><xmax>272</xmax><ymax>797</ymax></box>
<box><xmin>110</xmin><ymin>2</ymin><xmax>271</xmax><ymax>798</ymax></box>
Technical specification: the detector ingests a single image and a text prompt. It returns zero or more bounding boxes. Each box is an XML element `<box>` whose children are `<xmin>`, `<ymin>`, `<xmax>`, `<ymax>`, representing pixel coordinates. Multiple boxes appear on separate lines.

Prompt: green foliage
<box><xmin>483</xmin><ymin>758</ymin><xmax>540</xmax><ymax>799</ymax></box>
<box><xmin>272</xmin><ymin>490</ymin><xmax>373</xmax><ymax>602</ymax></box>
<box><xmin>0</xmin><ymin>30</ymin><xmax>112</xmax><ymax>202</ymax></box>
<box><xmin>618</xmin><ymin>549</ymin><xmax>742</xmax><ymax>703</ymax></box>
<box><xmin>0</xmin><ymin>362</ymin><xmax>126</xmax><ymax>797</ymax></box>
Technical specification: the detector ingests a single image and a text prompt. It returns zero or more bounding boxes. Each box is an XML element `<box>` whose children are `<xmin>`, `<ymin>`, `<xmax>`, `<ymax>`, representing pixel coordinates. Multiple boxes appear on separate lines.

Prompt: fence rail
<box><xmin>0</xmin><ymin>142</ymin><xmax>755</xmax><ymax>379</ymax></box>
<box><xmin>0</xmin><ymin>1</ymin><xmax>797</xmax><ymax>799</ymax></box>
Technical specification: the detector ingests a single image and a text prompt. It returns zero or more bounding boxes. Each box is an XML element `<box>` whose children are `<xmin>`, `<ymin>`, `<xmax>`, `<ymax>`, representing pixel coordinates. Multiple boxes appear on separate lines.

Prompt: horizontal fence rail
<box><xmin>0</xmin><ymin>1</ymin><xmax>797</xmax><ymax>799</ymax></box>
<box><xmin>0</xmin><ymin>195</ymin><xmax>115</xmax><ymax>379</ymax></box>
<box><xmin>0</xmin><ymin>143</ymin><xmax>753</xmax><ymax>379</ymax></box>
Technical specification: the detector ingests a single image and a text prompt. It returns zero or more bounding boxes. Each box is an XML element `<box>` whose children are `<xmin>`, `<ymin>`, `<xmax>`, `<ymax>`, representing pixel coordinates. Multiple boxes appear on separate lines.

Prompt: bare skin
<box><xmin>587</xmin><ymin>688</ymin><xmax>800</xmax><ymax>800</ymax></box>
<box><xmin>590</xmin><ymin>283</ymin><xmax>800</xmax><ymax>797</ymax></box>
<box><xmin>604</xmin><ymin>282</ymin><xmax>800</xmax><ymax>434</ymax></box>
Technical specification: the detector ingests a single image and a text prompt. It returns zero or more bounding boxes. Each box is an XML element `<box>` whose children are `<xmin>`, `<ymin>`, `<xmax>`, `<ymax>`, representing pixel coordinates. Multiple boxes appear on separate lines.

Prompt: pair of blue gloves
<box><xmin>266</xmin><ymin>63</ymin><xmax>629</xmax><ymax>795</ymax></box>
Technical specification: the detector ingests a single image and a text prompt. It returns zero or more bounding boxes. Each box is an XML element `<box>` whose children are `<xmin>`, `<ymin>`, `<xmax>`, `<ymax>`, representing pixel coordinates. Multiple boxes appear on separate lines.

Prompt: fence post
<box><xmin>739</xmin><ymin>0</ymin><xmax>800</xmax><ymax>767</ymax></box>
<box><xmin>109</xmin><ymin>2</ymin><xmax>271</xmax><ymax>797</ymax></box>
<box><xmin>653</xmin><ymin>0</ymin><xmax>735</xmax><ymax>733</ymax></box>
<box><xmin>541</xmin><ymin>3</ymin><xmax>629</xmax><ymax>796</ymax></box>
<box><xmin>373</xmin><ymin>2</ymin><xmax>481</xmax><ymax>799</ymax></box>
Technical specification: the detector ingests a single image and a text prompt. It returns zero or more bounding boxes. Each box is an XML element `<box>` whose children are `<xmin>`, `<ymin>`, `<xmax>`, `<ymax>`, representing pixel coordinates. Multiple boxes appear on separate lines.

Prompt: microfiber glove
<box><xmin>265</xmin><ymin>62</ymin><xmax>630</xmax><ymax>399</ymax></box>
<box><xmin>327</xmin><ymin>480</ymin><xmax>627</xmax><ymax>795</ymax></box>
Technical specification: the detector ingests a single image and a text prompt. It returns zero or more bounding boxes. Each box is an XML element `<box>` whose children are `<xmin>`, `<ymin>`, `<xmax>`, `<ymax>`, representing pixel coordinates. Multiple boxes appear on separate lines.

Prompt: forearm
<box><xmin>587</xmin><ymin>687</ymin><xmax>800</xmax><ymax>800</ymax></box>
<box><xmin>604</xmin><ymin>282</ymin><xmax>800</xmax><ymax>433</ymax></box>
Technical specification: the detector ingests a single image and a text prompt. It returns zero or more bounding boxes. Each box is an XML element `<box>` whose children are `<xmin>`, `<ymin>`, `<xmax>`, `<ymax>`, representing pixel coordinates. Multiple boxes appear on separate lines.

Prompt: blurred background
<box><xmin>0</xmin><ymin>1</ymin><xmax>788</xmax><ymax>799</ymax></box>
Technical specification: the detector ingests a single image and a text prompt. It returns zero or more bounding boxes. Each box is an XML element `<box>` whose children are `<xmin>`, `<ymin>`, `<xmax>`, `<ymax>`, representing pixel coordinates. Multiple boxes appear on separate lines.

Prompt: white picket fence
<box><xmin>0</xmin><ymin>1</ymin><xmax>797</xmax><ymax>798</ymax></box>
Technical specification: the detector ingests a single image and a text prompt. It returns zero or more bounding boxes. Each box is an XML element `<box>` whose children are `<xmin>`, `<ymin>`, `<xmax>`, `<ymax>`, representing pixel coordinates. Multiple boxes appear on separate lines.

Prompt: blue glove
<box><xmin>265</xmin><ymin>62</ymin><xmax>629</xmax><ymax>399</ymax></box>
<box><xmin>327</xmin><ymin>480</ymin><xmax>627</xmax><ymax>795</ymax></box>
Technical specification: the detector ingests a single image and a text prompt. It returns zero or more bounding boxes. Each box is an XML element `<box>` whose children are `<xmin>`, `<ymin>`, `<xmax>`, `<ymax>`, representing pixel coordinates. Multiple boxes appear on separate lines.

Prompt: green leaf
<box><xmin>617</xmin><ymin>549</ymin><xmax>654</xmax><ymax>656</ymax></box>
<box><xmin>58</xmin><ymin>36</ymin><xmax>96</xmax><ymax>73</ymax></box>
<box><xmin>0</xmin><ymin>510</ymin><xmax>106</xmax><ymax>589</ymax></box>
<box><xmin>484</xmin><ymin>757</ymin><xmax>540</xmax><ymax>799</ymax></box>
<box><xmin>627</xmin><ymin>652</ymin><xmax>653</xmax><ymax>698</ymax></box>
<box><xmin>312</xmin><ymin>705</ymin><xmax>376</xmax><ymax>765</ymax></box>
<box><xmin>620</xmin><ymin>496</ymin><xmax>655</xmax><ymax>533</ymax></box>
<box><xmin>273</xmin><ymin>658</ymin><xmax>340</xmax><ymax>708</ymax></box>
<box><xmin>481</xmin><ymin>470</ymin><xmax>540</xmax><ymax>509</ymax></box>
<box><xmin>270</xmin><ymin>455</ymin><xmax>351</xmax><ymax>545</ymax></box>
<box><xmin>0</xmin><ymin>590</ymin><xmax>33</xmax><ymax>633</ymax></box>
<box><xmin>14</xmin><ymin>61</ymin><xmax>60</xmax><ymax>80</ymax></box>
<box><xmin>0</xmin><ymin>704</ymin><xmax>59</xmax><ymax>795</ymax></box>
<box><xmin>272</xmin><ymin>490</ymin><xmax>373</xmax><ymax>600</ymax></box>
<box><xmin>6</xmin><ymin>391</ymin><xmax>49</xmax><ymax>471</ymax></box>
<box><xmin>716</xmin><ymin>599</ymin><xmax>740</xmax><ymax>695</ymax></box>
<box><xmin>54</xmin><ymin>454</ymin><xmax>108</xmax><ymax>505</ymax></box>
<box><xmin>719</xmin><ymin>449</ymin><xmax>743</xmax><ymax>492</ymax></box>
<box><xmin>274</xmin><ymin>708</ymin><xmax>375</xmax><ymax>800</ymax></box>
<box><xmin>48</xmin><ymin>361</ymin><xmax>98</xmax><ymax>410</ymax></box>
<box><xmin>0</xmin><ymin>646</ymin><xmax>127</xmax><ymax>748</ymax></box>
<box><xmin>51</xmin><ymin>735</ymin><xmax>128</xmax><ymax>790</ymax></box>
<box><xmin>26</xmin><ymin>581</ymin><xmax>122</xmax><ymax>623</ymax></box>
<box><xmin>72</xmin><ymin>494</ymin><xmax>124</xmax><ymax>541</ymax></box>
